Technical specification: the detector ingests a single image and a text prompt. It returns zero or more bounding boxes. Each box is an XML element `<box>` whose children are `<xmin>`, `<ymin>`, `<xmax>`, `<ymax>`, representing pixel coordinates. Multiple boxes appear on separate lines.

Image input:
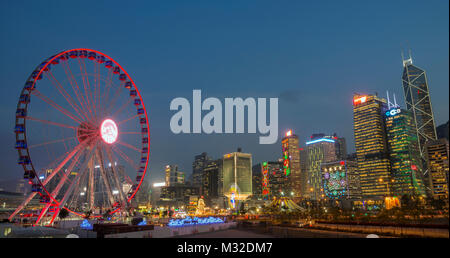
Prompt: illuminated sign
<box><xmin>385</xmin><ymin>108</ymin><xmax>401</xmax><ymax>117</ymax></box>
<box><xmin>306</xmin><ymin>138</ymin><xmax>335</xmax><ymax>145</ymax></box>
<box><xmin>100</xmin><ymin>119</ymin><xmax>118</xmax><ymax>144</ymax></box>
<box><xmin>353</xmin><ymin>96</ymin><xmax>367</xmax><ymax>105</ymax></box>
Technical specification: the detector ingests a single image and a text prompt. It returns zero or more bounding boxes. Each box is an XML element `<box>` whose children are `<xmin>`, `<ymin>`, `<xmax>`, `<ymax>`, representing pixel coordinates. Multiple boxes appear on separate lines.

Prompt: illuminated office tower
<box><xmin>281</xmin><ymin>130</ymin><xmax>301</xmax><ymax>198</ymax></box>
<box><xmin>321</xmin><ymin>160</ymin><xmax>361</xmax><ymax>200</ymax></box>
<box><xmin>202</xmin><ymin>159</ymin><xmax>222</xmax><ymax>202</ymax></box>
<box><xmin>299</xmin><ymin>148</ymin><xmax>308</xmax><ymax>197</ymax></box>
<box><xmin>385</xmin><ymin>107</ymin><xmax>426</xmax><ymax>197</ymax></box>
<box><xmin>425</xmin><ymin>139</ymin><xmax>449</xmax><ymax>202</ymax></box>
<box><xmin>402</xmin><ymin>54</ymin><xmax>437</xmax><ymax>161</ymax></box>
<box><xmin>222</xmin><ymin>149</ymin><xmax>252</xmax><ymax>201</ymax></box>
<box><xmin>165</xmin><ymin>165</ymin><xmax>184</xmax><ymax>187</ymax></box>
<box><xmin>306</xmin><ymin>136</ymin><xmax>337</xmax><ymax>200</ymax></box>
<box><xmin>192</xmin><ymin>152</ymin><xmax>211</xmax><ymax>187</ymax></box>
<box><xmin>353</xmin><ymin>94</ymin><xmax>391</xmax><ymax>198</ymax></box>
<box><xmin>252</xmin><ymin>163</ymin><xmax>263</xmax><ymax>198</ymax></box>
<box><xmin>258</xmin><ymin>160</ymin><xmax>285</xmax><ymax>200</ymax></box>
<box><xmin>333</xmin><ymin>134</ymin><xmax>348</xmax><ymax>160</ymax></box>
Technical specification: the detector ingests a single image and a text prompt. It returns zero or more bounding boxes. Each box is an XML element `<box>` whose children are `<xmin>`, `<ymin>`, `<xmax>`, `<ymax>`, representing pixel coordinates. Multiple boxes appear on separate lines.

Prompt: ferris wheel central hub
<box><xmin>76</xmin><ymin>122</ymin><xmax>97</xmax><ymax>144</ymax></box>
<box><xmin>100</xmin><ymin>119</ymin><xmax>118</xmax><ymax>144</ymax></box>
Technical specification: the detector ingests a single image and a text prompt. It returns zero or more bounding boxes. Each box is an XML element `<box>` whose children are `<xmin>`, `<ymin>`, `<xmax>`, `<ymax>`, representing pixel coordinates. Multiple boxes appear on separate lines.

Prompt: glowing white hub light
<box><xmin>100</xmin><ymin>119</ymin><xmax>118</xmax><ymax>144</ymax></box>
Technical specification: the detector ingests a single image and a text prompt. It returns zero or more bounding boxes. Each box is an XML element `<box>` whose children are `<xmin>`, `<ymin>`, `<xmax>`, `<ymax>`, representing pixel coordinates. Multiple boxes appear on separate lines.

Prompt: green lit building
<box><xmin>281</xmin><ymin>130</ymin><xmax>301</xmax><ymax>198</ymax></box>
<box><xmin>385</xmin><ymin>108</ymin><xmax>426</xmax><ymax>197</ymax></box>
<box><xmin>353</xmin><ymin>94</ymin><xmax>391</xmax><ymax>198</ymax></box>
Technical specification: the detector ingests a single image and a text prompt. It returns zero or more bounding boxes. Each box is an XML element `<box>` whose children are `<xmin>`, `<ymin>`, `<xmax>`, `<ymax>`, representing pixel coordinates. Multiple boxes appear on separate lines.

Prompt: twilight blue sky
<box><xmin>0</xmin><ymin>0</ymin><xmax>448</xmax><ymax>186</ymax></box>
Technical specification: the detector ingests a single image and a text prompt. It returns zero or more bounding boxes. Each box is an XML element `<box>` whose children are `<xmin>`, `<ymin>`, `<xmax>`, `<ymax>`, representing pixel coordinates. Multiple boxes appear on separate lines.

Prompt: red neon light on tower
<box><xmin>353</xmin><ymin>96</ymin><xmax>367</xmax><ymax>105</ymax></box>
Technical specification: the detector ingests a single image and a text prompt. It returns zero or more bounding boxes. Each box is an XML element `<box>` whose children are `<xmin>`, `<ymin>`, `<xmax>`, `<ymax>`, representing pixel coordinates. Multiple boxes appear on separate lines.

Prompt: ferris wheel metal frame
<box><xmin>10</xmin><ymin>48</ymin><xmax>150</xmax><ymax>225</ymax></box>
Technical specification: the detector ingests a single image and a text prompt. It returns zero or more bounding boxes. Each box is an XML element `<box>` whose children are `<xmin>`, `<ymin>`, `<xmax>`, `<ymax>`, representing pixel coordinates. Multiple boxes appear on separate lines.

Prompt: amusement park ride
<box><xmin>11</xmin><ymin>49</ymin><xmax>150</xmax><ymax>226</ymax></box>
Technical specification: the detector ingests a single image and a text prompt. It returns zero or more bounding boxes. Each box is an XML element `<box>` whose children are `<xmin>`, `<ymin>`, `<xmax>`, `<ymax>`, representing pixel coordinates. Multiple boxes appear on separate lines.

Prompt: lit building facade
<box><xmin>165</xmin><ymin>165</ymin><xmax>185</xmax><ymax>187</ymax></box>
<box><xmin>252</xmin><ymin>163</ymin><xmax>263</xmax><ymax>198</ymax></box>
<box><xmin>222</xmin><ymin>149</ymin><xmax>252</xmax><ymax>201</ymax></box>
<box><xmin>258</xmin><ymin>160</ymin><xmax>285</xmax><ymax>200</ymax></box>
<box><xmin>402</xmin><ymin>55</ymin><xmax>437</xmax><ymax>161</ymax></box>
<box><xmin>385</xmin><ymin>108</ymin><xmax>426</xmax><ymax>197</ymax></box>
<box><xmin>192</xmin><ymin>152</ymin><xmax>211</xmax><ymax>187</ymax></box>
<box><xmin>353</xmin><ymin>94</ymin><xmax>391</xmax><ymax>198</ymax></box>
<box><xmin>425</xmin><ymin>139</ymin><xmax>449</xmax><ymax>201</ymax></box>
<box><xmin>201</xmin><ymin>159</ymin><xmax>222</xmax><ymax>202</ymax></box>
<box><xmin>306</xmin><ymin>136</ymin><xmax>338</xmax><ymax>200</ymax></box>
<box><xmin>321</xmin><ymin>160</ymin><xmax>361</xmax><ymax>200</ymax></box>
<box><xmin>281</xmin><ymin>130</ymin><xmax>301</xmax><ymax>198</ymax></box>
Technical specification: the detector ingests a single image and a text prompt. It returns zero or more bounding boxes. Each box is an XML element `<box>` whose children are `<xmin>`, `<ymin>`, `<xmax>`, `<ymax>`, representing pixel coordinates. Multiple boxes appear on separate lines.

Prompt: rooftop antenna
<box><xmin>402</xmin><ymin>45</ymin><xmax>413</xmax><ymax>67</ymax></box>
<box><xmin>386</xmin><ymin>91</ymin><xmax>399</xmax><ymax>109</ymax></box>
<box><xmin>393</xmin><ymin>93</ymin><xmax>398</xmax><ymax>108</ymax></box>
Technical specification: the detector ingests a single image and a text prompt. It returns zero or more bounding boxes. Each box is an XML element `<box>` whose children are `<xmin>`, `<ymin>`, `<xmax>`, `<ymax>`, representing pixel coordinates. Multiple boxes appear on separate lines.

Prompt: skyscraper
<box><xmin>222</xmin><ymin>149</ymin><xmax>252</xmax><ymax>201</ymax></box>
<box><xmin>425</xmin><ymin>139</ymin><xmax>449</xmax><ymax>202</ymax></box>
<box><xmin>333</xmin><ymin>134</ymin><xmax>348</xmax><ymax>160</ymax></box>
<box><xmin>402</xmin><ymin>54</ymin><xmax>437</xmax><ymax>162</ymax></box>
<box><xmin>192</xmin><ymin>152</ymin><xmax>211</xmax><ymax>187</ymax></box>
<box><xmin>281</xmin><ymin>130</ymin><xmax>301</xmax><ymax>198</ymax></box>
<box><xmin>201</xmin><ymin>159</ymin><xmax>222</xmax><ymax>202</ymax></box>
<box><xmin>252</xmin><ymin>163</ymin><xmax>263</xmax><ymax>198</ymax></box>
<box><xmin>256</xmin><ymin>160</ymin><xmax>285</xmax><ymax>200</ymax></box>
<box><xmin>165</xmin><ymin>165</ymin><xmax>184</xmax><ymax>187</ymax></box>
<box><xmin>353</xmin><ymin>94</ymin><xmax>391</xmax><ymax>198</ymax></box>
<box><xmin>306</xmin><ymin>136</ymin><xmax>338</xmax><ymax>200</ymax></box>
<box><xmin>385</xmin><ymin>107</ymin><xmax>426</xmax><ymax>197</ymax></box>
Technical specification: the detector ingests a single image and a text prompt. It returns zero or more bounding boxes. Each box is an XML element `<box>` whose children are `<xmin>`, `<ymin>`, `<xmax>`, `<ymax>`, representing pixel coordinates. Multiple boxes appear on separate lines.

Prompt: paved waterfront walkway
<box><xmin>178</xmin><ymin>228</ymin><xmax>372</xmax><ymax>238</ymax></box>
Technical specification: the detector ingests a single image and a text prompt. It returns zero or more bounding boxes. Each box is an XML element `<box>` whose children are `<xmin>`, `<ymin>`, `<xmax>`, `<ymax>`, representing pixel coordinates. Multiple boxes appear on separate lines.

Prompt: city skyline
<box><xmin>0</xmin><ymin>1</ymin><xmax>448</xmax><ymax>186</ymax></box>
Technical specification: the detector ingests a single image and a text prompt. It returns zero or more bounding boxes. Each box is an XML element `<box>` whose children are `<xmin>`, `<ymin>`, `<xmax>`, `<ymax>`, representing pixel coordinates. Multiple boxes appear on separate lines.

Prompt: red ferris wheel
<box><xmin>10</xmin><ymin>48</ymin><xmax>150</xmax><ymax>225</ymax></box>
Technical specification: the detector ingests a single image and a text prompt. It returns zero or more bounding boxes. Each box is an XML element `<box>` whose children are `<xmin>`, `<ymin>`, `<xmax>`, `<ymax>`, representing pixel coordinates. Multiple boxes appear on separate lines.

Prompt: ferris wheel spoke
<box><xmin>92</xmin><ymin>62</ymin><xmax>101</xmax><ymax>121</ymax></box>
<box><xmin>120</xmin><ymin>131</ymin><xmax>143</xmax><ymax>135</ymax></box>
<box><xmin>49</xmin><ymin>147</ymin><xmax>95</xmax><ymax>223</ymax></box>
<box><xmin>117</xmin><ymin>114</ymin><xmax>140</xmax><ymax>125</ymax></box>
<box><xmin>116</xmin><ymin>141</ymin><xmax>141</xmax><ymax>152</ymax></box>
<box><xmin>111</xmin><ymin>96</ymin><xmax>134</xmax><ymax>118</ymax></box>
<box><xmin>46</xmin><ymin>70</ymin><xmax>89</xmax><ymax>122</ymax></box>
<box><xmin>111</xmin><ymin>145</ymin><xmax>139</xmax><ymax>171</ymax></box>
<box><xmin>109</xmin><ymin>150</ymin><xmax>133</xmax><ymax>185</ymax></box>
<box><xmin>28</xmin><ymin>136</ymin><xmax>77</xmax><ymax>149</ymax></box>
<box><xmin>95</xmin><ymin>147</ymin><xmax>116</xmax><ymax>208</ymax></box>
<box><xmin>31</xmin><ymin>89</ymin><xmax>84</xmax><ymax>124</ymax></box>
<box><xmin>101</xmin><ymin>69</ymin><xmax>115</xmax><ymax>116</ymax></box>
<box><xmin>105</xmin><ymin>81</ymin><xmax>125</xmax><ymax>116</ymax></box>
<box><xmin>41</xmin><ymin>140</ymin><xmax>89</xmax><ymax>187</ymax></box>
<box><xmin>105</xmin><ymin>147</ymin><xmax>127</xmax><ymax>207</ymax></box>
<box><xmin>35</xmin><ymin>149</ymin><xmax>83</xmax><ymax>225</ymax></box>
<box><xmin>61</xmin><ymin>60</ymin><xmax>92</xmax><ymax>122</ymax></box>
<box><xmin>26</xmin><ymin>116</ymin><xmax>78</xmax><ymax>130</ymax></box>
<box><xmin>78</xmin><ymin>59</ymin><xmax>96</xmax><ymax>121</ymax></box>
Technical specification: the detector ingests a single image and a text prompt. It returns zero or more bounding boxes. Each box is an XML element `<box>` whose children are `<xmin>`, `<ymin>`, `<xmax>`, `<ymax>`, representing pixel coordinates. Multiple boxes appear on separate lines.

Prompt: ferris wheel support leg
<box><xmin>34</xmin><ymin>151</ymin><xmax>84</xmax><ymax>226</ymax></box>
<box><xmin>88</xmin><ymin>157</ymin><xmax>95</xmax><ymax>211</ymax></box>
<box><xmin>95</xmin><ymin>148</ymin><xmax>116</xmax><ymax>208</ymax></box>
<box><xmin>105</xmin><ymin>147</ymin><xmax>127</xmax><ymax>209</ymax></box>
<box><xmin>50</xmin><ymin>148</ymin><xmax>95</xmax><ymax>223</ymax></box>
<box><xmin>9</xmin><ymin>143</ymin><xmax>86</xmax><ymax>221</ymax></box>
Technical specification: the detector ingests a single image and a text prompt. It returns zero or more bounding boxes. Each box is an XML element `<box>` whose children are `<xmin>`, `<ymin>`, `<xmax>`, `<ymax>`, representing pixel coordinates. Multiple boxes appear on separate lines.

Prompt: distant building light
<box><xmin>286</xmin><ymin>130</ymin><xmax>292</xmax><ymax>137</ymax></box>
<box><xmin>112</xmin><ymin>190</ymin><xmax>119</xmax><ymax>195</ymax></box>
<box><xmin>306</xmin><ymin>138</ymin><xmax>335</xmax><ymax>145</ymax></box>
<box><xmin>153</xmin><ymin>182</ymin><xmax>166</xmax><ymax>187</ymax></box>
